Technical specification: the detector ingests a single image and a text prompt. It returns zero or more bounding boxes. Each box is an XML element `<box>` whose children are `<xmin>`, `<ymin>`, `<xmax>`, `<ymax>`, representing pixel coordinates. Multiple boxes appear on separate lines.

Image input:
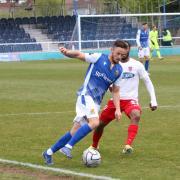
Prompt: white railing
<box><xmin>0</xmin><ymin>37</ymin><xmax>180</xmax><ymax>53</ymax></box>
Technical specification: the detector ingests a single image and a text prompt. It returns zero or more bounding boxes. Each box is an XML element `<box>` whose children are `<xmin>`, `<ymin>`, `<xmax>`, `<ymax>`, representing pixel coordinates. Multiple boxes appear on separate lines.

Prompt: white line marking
<box><xmin>0</xmin><ymin>111</ymin><xmax>74</xmax><ymax>117</ymax></box>
<box><xmin>142</xmin><ymin>104</ymin><xmax>180</xmax><ymax>109</ymax></box>
<box><xmin>0</xmin><ymin>104</ymin><xmax>179</xmax><ymax>117</ymax></box>
<box><xmin>0</xmin><ymin>158</ymin><xmax>120</xmax><ymax>180</ymax></box>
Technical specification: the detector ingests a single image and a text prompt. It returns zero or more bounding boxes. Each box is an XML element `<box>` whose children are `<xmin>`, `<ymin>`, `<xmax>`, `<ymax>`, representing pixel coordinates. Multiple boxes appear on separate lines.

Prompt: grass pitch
<box><xmin>0</xmin><ymin>56</ymin><xmax>180</xmax><ymax>180</ymax></box>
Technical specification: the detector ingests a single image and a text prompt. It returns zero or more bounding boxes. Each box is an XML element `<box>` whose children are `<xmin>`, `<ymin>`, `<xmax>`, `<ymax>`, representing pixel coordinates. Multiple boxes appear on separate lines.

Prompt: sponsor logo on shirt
<box><xmin>115</xmin><ymin>70</ymin><xmax>119</xmax><ymax>77</ymax></box>
<box><xmin>128</xmin><ymin>66</ymin><xmax>132</xmax><ymax>71</ymax></box>
<box><xmin>122</xmin><ymin>72</ymin><xmax>135</xmax><ymax>79</ymax></box>
<box><xmin>90</xmin><ymin>108</ymin><xmax>95</xmax><ymax>114</ymax></box>
<box><xmin>95</xmin><ymin>71</ymin><xmax>113</xmax><ymax>83</ymax></box>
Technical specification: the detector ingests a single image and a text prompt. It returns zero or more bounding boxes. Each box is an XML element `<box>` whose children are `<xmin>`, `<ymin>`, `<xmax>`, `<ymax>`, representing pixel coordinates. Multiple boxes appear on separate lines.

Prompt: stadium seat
<box><xmin>0</xmin><ymin>45</ymin><xmax>4</xmax><ymax>53</ymax></box>
<box><xmin>29</xmin><ymin>17</ymin><xmax>36</xmax><ymax>24</ymax></box>
<box><xmin>3</xmin><ymin>45</ymin><xmax>12</xmax><ymax>53</ymax></box>
<box><xmin>22</xmin><ymin>17</ymin><xmax>29</xmax><ymax>24</ymax></box>
<box><xmin>37</xmin><ymin>16</ymin><xmax>45</xmax><ymax>24</ymax></box>
<box><xmin>0</xmin><ymin>17</ymin><xmax>41</xmax><ymax>53</ymax></box>
<box><xmin>15</xmin><ymin>17</ymin><xmax>22</xmax><ymax>25</ymax></box>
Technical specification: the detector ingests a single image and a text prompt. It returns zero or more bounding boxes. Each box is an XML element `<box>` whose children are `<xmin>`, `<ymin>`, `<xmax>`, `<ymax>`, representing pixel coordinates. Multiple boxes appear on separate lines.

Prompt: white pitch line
<box><xmin>0</xmin><ymin>111</ymin><xmax>74</xmax><ymax>117</ymax></box>
<box><xmin>0</xmin><ymin>158</ymin><xmax>120</xmax><ymax>180</ymax></box>
<box><xmin>142</xmin><ymin>104</ymin><xmax>180</xmax><ymax>109</ymax></box>
<box><xmin>0</xmin><ymin>104</ymin><xmax>180</xmax><ymax>117</ymax></box>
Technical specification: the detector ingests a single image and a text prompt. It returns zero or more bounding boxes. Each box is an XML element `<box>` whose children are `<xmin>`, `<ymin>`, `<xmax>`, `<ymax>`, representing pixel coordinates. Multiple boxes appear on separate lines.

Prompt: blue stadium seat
<box><xmin>22</xmin><ymin>17</ymin><xmax>29</xmax><ymax>24</ymax></box>
<box><xmin>15</xmin><ymin>17</ymin><xmax>22</xmax><ymax>25</ymax></box>
<box><xmin>29</xmin><ymin>17</ymin><xmax>36</xmax><ymax>24</ymax></box>
<box><xmin>0</xmin><ymin>39</ymin><xmax>5</xmax><ymax>43</ymax></box>
<box><xmin>37</xmin><ymin>16</ymin><xmax>45</xmax><ymax>24</ymax></box>
<box><xmin>3</xmin><ymin>45</ymin><xmax>12</xmax><ymax>53</ymax></box>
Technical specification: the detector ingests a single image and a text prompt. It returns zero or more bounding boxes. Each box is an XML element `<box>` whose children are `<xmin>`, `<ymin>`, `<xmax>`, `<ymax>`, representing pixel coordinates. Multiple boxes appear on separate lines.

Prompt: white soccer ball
<box><xmin>82</xmin><ymin>148</ymin><xmax>101</xmax><ymax>167</ymax></box>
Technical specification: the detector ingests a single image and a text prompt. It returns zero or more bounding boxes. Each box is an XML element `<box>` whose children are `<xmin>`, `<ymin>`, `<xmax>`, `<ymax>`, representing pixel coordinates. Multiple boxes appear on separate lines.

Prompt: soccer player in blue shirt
<box><xmin>136</xmin><ymin>23</ymin><xmax>150</xmax><ymax>72</ymax></box>
<box><xmin>42</xmin><ymin>40</ymin><xmax>129</xmax><ymax>165</ymax></box>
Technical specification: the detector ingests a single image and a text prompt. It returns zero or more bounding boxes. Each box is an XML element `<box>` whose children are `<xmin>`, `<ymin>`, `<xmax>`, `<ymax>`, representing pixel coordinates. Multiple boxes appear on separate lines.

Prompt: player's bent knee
<box><xmin>70</xmin><ymin>122</ymin><xmax>81</xmax><ymax>135</ymax></box>
<box><xmin>130</xmin><ymin>110</ymin><xmax>141</xmax><ymax>123</ymax></box>
<box><xmin>88</xmin><ymin>117</ymin><xmax>100</xmax><ymax>129</ymax></box>
<box><xmin>96</xmin><ymin>121</ymin><xmax>106</xmax><ymax>131</ymax></box>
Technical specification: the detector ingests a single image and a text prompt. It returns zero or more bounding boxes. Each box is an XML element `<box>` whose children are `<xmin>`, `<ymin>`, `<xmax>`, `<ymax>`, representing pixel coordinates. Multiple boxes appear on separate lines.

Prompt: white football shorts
<box><xmin>73</xmin><ymin>95</ymin><xmax>100</xmax><ymax>126</ymax></box>
<box><xmin>138</xmin><ymin>47</ymin><xmax>150</xmax><ymax>58</ymax></box>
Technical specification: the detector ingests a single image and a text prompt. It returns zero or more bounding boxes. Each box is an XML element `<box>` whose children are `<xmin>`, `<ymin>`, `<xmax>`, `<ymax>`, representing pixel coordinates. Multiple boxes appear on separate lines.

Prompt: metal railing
<box><xmin>0</xmin><ymin>37</ymin><xmax>180</xmax><ymax>53</ymax></box>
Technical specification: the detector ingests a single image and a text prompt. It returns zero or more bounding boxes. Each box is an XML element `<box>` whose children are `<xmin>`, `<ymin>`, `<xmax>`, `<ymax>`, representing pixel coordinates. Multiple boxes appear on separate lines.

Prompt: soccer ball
<box><xmin>82</xmin><ymin>148</ymin><xmax>101</xmax><ymax>167</ymax></box>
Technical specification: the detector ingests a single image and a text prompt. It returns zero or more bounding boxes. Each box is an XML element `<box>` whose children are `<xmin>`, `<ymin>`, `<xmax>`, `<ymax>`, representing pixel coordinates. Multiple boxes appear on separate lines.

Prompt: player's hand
<box><xmin>138</xmin><ymin>46</ymin><xmax>142</xmax><ymax>50</ymax></box>
<box><xmin>115</xmin><ymin>109</ymin><xmax>122</xmax><ymax>122</ymax></box>
<box><xmin>59</xmin><ymin>47</ymin><xmax>68</xmax><ymax>55</ymax></box>
<box><xmin>149</xmin><ymin>103</ymin><xmax>157</xmax><ymax>111</ymax></box>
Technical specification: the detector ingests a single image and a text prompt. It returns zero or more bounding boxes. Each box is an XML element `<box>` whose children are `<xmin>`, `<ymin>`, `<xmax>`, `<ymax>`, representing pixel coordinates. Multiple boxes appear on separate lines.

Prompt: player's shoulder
<box><xmin>97</xmin><ymin>53</ymin><xmax>109</xmax><ymax>60</ymax></box>
<box><xmin>115</xmin><ymin>63</ymin><xmax>123</xmax><ymax>77</ymax></box>
<box><xmin>129</xmin><ymin>57</ymin><xmax>142</xmax><ymax>65</ymax></box>
<box><xmin>90</xmin><ymin>52</ymin><xmax>103</xmax><ymax>58</ymax></box>
<box><xmin>129</xmin><ymin>58</ymin><xmax>145</xmax><ymax>69</ymax></box>
<box><xmin>85</xmin><ymin>53</ymin><xmax>103</xmax><ymax>63</ymax></box>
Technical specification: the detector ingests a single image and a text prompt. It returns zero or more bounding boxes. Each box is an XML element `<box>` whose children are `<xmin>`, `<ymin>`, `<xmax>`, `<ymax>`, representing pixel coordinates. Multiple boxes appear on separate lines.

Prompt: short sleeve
<box><xmin>85</xmin><ymin>53</ymin><xmax>102</xmax><ymax>63</ymax></box>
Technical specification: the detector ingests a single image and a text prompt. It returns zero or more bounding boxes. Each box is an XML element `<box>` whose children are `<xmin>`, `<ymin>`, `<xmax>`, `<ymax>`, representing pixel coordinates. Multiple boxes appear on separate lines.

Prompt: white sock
<box><xmin>47</xmin><ymin>148</ymin><xmax>53</xmax><ymax>155</ymax></box>
<box><xmin>65</xmin><ymin>144</ymin><xmax>72</xmax><ymax>149</ymax></box>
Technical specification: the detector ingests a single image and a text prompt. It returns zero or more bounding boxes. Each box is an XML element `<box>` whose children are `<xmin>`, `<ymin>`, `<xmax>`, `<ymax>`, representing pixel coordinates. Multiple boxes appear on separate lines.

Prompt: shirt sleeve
<box><xmin>84</xmin><ymin>53</ymin><xmax>102</xmax><ymax>63</ymax></box>
<box><xmin>138</xmin><ymin>64</ymin><xmax>158</xmax><ymax>106</ymax></box>
<box><xmin>138</xmin><ymin>62</ymin><xmax>149</xmax><ymax>79</ymax></box>
<box><xmin>136</xmin><ymin>30</ymin><xmax>141</xmax><ymax>47</ymax></box>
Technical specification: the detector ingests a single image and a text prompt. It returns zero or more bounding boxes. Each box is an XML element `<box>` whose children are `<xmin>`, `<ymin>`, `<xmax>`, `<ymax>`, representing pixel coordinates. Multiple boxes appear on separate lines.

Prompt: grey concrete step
<box><xmin>22</xmin><ymin>25</ymin><xmax>59</xmax><ymax>51</ymax></box>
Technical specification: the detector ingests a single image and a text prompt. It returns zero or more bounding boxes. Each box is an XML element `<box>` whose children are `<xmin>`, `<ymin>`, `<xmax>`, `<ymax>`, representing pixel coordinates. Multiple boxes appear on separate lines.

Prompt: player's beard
<box><xmin>109</xmin><ymin>55</ymin><xmax>119</xmax><ymax>64</ymax></box>
<box><xmin>112</xmin><ymin>57</ymin><xmax>120</xmax><ymax>64</ymax></box>
<box><xmin>121</xmin><ymin>53</ymin><xmax>129</xmax><ymax>63</ymax></box>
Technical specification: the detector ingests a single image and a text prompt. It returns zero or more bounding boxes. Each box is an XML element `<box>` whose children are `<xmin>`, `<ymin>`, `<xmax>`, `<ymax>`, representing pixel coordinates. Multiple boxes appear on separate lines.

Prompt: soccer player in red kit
<box><xmin>91</xmin><ymin>42</ymin><xmax>158</xmax><ymax>154</ymax></box>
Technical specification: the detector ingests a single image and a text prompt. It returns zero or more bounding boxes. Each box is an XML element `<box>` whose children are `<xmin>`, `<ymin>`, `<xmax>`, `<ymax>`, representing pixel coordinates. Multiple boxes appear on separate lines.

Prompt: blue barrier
<box><xmin>19</xmin><ymin>47</ymin><xmax>180</xmax><ymax>61</ymax></box>
<box><xmin>19</xmin><ymin>52</ymin><xmax>64</xmax><ymax>61</ymax></box>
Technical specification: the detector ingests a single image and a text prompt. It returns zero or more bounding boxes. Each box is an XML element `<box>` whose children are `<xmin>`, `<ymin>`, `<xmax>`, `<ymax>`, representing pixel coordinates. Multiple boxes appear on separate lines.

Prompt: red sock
<box><xmin>92</xmin><ymin>128</ymin><xmax>104</xmax><ymax>148</ymax></box>
<box><xmin>126</xmin><ymin>124</ymin><xmax>138</xmax><ymax>145</ymax></box>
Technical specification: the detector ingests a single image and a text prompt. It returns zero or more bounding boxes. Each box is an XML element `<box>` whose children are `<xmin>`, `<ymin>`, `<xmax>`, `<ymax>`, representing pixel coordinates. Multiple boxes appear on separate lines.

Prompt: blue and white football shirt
<box><xmin>77</xmin><ymin>53</ymin><xmax>123</xmax><ymax>105</ymax></box>
<box><xmin>136</xmin><ymin>29</ymin><xmax>150</xmax><ymax>48</ymax></box>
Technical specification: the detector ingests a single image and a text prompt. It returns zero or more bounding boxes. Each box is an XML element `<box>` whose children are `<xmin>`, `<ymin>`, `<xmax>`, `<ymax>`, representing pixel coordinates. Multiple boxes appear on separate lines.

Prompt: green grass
<box><xmin>0</xmin><ymin>56</ymin><xmax>180</xmax><ymax>180</ymax></box>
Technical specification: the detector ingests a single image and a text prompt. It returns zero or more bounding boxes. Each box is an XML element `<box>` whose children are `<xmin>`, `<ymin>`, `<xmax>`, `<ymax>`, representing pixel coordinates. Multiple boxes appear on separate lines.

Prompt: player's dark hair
<box><xmin>113</xmin><ymin>40</ymin><xmax>129</xmax><ymax>49</ymax></box>
<box><xmin>124</xmin><ymin>40</ymin><xmax>131</xmax><ymax>49</ymax></box>
<box><xmin>142</xmin><ymin>22</ymin><xmax>147</xmax><ymax>25</ymax></box>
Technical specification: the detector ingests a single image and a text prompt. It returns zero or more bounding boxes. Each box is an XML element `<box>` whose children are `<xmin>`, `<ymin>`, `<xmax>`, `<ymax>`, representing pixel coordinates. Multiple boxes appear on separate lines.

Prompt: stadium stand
<box><xmin>0</xmin><ymin>17</ymin><xmax>42</xmax><ymax>53</ymax></box>
<box><xmin>37</xmin><ymin>15</ymin><xmax>136</xmax><ymax>49</ymax></box>
<box><xmin>3</xmin><ymin>13</ymin><xmax>179</xmax><ymax>51</ymax></box>
<box><xmin>79</xmin><ymin>16</ymin><xmax>137</xmax><ymax>48</ymax></box>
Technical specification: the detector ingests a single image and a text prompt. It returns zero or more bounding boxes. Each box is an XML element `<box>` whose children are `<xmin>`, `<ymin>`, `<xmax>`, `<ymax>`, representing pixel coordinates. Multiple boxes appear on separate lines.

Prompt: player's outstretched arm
<box><xmin>59</xmin><ymin>47</ymin><xmax>86</xmax><ymax>61</ymax></box>
<box><xmin>143</xmin><ymin>75</ymin><xmax>158</xmax><ymax>111</ymax></box>
<box><xmin>138</xmin><ymin>63</ymin><xmax>158</xmax><ymax>111</ymax></box>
